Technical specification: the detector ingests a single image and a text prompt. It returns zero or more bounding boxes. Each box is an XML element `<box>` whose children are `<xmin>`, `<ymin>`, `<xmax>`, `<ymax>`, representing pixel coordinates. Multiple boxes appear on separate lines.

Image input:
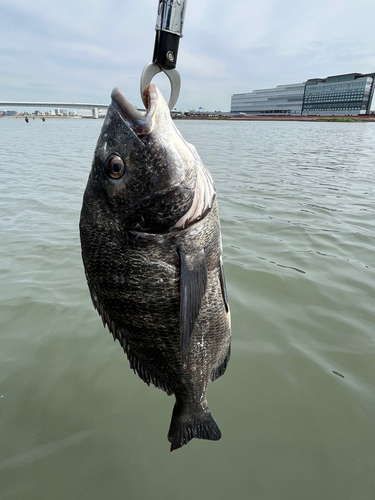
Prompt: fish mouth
<box><xmin>110</xmin><ymin>84</ymin><xmax>164</xmax><ymax>138</ymax></box>
<box><xmin>111</xmin><ymin>87</ymin><xmax>151</xmax><ymax>137</ymax></box>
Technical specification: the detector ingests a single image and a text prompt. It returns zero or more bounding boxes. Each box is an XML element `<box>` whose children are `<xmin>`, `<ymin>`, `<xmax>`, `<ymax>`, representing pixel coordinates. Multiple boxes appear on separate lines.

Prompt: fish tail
<box><xmin>167</xmin><ymin>400</ymin><xmax>221</xmax><ymax>452</ymax></box>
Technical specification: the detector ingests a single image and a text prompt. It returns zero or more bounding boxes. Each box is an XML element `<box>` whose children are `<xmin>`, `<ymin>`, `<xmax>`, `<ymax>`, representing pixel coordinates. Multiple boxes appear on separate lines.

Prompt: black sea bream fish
<box><xmin>79</xmin><ymin>84</ymin><xmax>231</xmax><ymax>451</ymax></box>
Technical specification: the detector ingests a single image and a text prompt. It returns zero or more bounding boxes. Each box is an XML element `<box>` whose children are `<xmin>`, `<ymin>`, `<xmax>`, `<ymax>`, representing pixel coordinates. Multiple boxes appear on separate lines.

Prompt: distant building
<box><xmin>231</xmin><ymin>82</ymin><xmax>305</xmax><ymax>116</ymax></box>
<box><xmin>231</xmin><ymin>72</ymin><xmax>375</xmax><ymax>116</ymax></box>
<box><xmin>77</xmin><ymin>109</ymin><xmax>93</xmax><ymax>117</ymax></box>
<box><xmin>302</xmin><ymin>73</ymin><xmax>375</xmax><ymax>116</ymax></box>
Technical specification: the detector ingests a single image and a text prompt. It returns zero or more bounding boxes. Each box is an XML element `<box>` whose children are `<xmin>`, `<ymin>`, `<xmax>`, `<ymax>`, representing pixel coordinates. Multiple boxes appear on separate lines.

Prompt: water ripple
<box><xmin>1</xmin><ymin>117</ymin><xmax>375</xmax><ymax>498</ymax></box>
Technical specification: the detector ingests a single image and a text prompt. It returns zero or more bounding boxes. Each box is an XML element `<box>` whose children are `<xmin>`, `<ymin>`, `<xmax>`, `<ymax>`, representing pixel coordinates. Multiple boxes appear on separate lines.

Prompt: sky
<box><xmin>1</xmin><ymin>0</ymin><xmax>375</xmax><ymax>112</ymax></box>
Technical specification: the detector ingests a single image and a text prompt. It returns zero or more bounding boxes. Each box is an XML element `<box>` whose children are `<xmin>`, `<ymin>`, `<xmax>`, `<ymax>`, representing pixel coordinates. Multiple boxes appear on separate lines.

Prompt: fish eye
<box><xmin>105</xmin><ymin>155</ymin><xmax>125</xmax><ymax>179</ymax></box>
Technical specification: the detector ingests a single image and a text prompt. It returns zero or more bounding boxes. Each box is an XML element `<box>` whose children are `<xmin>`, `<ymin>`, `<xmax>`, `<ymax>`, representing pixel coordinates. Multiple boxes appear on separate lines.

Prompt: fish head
<box><xmin>82</xmin><ymin>84</ymin><xmax>204</xmax><ymax>234</ymax></box>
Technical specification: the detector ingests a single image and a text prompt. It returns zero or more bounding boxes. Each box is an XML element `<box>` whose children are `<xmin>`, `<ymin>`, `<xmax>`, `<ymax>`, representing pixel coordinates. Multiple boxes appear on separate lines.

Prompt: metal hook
<box><xmin>140</xmin><ymin>62</ymin><xmax>181</xmax><ymax>110</ymax></box>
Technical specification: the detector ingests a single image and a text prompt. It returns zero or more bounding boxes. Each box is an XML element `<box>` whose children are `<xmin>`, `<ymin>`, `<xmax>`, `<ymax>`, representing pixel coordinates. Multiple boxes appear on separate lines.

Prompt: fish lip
<box><xmin>110</xmin><ymin>84</ymin><xmax>160</xmax><ymax>137</ymax></box>
<box><xmin>111</xmin><ymin>87</ymin><xmax>151</xmax><ymax>136</ymax></box>
<box><xmin>142</xmin><ymin>84</ymin><xmax>158</xmax><ymax>120</ymax></box>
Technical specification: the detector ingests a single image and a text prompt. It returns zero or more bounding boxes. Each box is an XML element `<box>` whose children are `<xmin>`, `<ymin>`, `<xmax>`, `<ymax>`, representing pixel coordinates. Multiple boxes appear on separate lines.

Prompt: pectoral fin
<box><xmin>179</xmin><ymin>248</ymin><xmax>207</xmax><ymax>367</ymax></box>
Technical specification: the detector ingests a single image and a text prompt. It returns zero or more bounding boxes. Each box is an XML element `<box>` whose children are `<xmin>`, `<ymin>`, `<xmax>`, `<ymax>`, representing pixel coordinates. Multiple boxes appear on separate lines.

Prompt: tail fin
<box><xmin>167</xmin><ymin>400</ymin><xmax>221</xmax><ymax>452</ymax></box>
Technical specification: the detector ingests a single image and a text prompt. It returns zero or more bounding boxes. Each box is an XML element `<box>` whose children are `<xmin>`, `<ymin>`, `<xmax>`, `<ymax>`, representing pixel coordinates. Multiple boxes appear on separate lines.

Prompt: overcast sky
<box><xmin>1</xmin><ymin>0</ymin><xmax>375</xmax><ymax>111</ymax></box>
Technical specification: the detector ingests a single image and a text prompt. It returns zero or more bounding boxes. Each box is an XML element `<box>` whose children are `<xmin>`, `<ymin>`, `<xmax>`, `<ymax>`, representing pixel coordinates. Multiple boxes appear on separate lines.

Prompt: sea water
<box><xmin>1</xmin><ymin>116</ymin><xmax>375</xmax><ymax>499</ymax></box>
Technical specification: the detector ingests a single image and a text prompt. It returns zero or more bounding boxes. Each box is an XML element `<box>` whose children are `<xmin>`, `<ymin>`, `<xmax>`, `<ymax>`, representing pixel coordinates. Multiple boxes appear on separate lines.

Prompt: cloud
<box><xmin>0</xmin><ymin>0</ymin><xmax>375</xmax><ymax>110</ymax></box>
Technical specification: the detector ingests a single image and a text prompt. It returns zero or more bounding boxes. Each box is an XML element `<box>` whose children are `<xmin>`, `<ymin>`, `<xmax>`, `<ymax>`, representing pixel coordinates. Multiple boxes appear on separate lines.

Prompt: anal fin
<box><xmin>211</xmin><ymin>341</ymin><xmax>231</xmax><ymax>382</ymax></box>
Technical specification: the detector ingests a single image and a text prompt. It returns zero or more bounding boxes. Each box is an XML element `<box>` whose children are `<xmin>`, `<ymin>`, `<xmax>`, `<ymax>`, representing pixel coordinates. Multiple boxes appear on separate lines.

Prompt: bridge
<box><xmin>0</xmin><ymin>101</ymin><xmax>109</xmax><ymax>118</ymax></box>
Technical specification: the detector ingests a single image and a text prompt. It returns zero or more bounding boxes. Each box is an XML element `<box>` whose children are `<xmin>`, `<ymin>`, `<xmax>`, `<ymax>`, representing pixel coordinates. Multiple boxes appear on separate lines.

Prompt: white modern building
<box><xmin>231</xmin><ymin>73</ymin><xmax>375</xmax><ymax>116</ymax></box>
<box><xmin>231</xmin><ymin>82</ymin><xmax>305</xmax><ymax>116</ymax></box>
<box><xmin>302</xmin><ymin>73</ymin><xmax>375</xmax><ymax>116</ymax></box>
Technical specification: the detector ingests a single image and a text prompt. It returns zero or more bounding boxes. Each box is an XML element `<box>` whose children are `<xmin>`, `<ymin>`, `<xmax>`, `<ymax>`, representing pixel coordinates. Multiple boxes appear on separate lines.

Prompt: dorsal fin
<box><xmin>179</xmin><ymin>248</ymin><xmax>207</xmax><ymax>367</ymax></box>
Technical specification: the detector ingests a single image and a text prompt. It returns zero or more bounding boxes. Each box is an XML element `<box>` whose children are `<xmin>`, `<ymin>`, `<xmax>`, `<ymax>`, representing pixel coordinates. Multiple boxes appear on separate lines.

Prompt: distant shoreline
<box><xmin>2</xmin><ymin>114</ymin><xmax>374</xmax><ymax>123</ymax></box>
<box><xmin>1</xmin><ymin>115</ymin><xmax>103</xmax><ymax>119</ymax></box>
<box><xmin>177</xmin><ymin>115</ymin><xmax>375</xmax><ymax>122</ymax></box>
